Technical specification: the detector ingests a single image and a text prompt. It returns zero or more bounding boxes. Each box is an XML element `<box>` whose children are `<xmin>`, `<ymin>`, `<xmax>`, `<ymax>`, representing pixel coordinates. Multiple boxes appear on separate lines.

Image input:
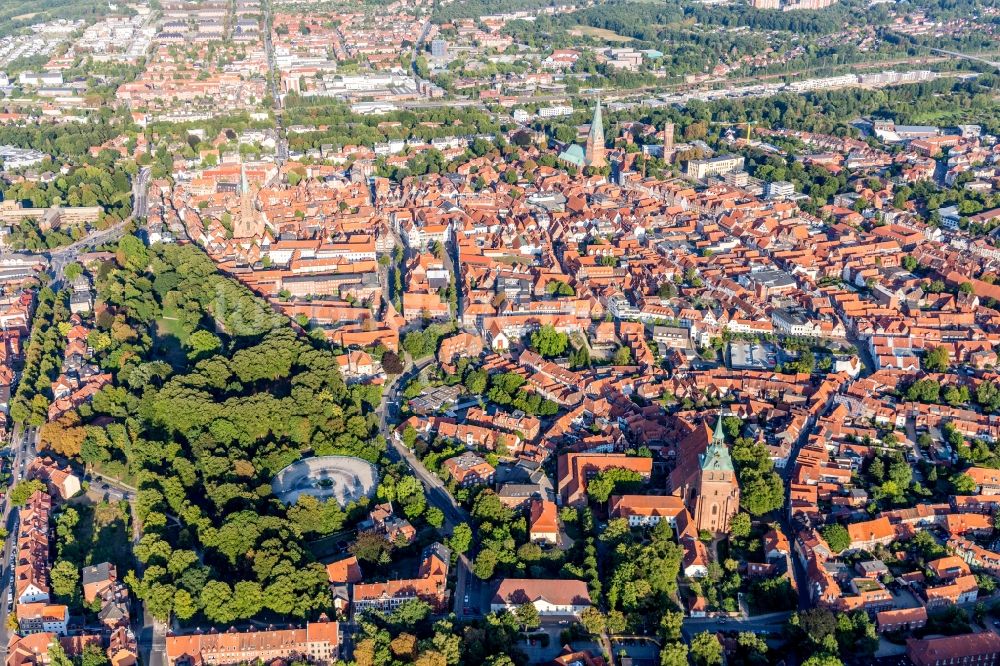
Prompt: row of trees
<box><xmin>10</xmin><ymin>288</ymin><xmax>68</xmax><ymax>426</ymax></box>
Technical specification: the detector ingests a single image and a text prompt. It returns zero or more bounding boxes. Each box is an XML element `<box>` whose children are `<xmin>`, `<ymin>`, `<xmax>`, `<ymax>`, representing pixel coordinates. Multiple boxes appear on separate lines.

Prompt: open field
<box><xmin>569</xmin><ymin>25</ymin><xmax>634</xmax><ymax>42</ymax></box>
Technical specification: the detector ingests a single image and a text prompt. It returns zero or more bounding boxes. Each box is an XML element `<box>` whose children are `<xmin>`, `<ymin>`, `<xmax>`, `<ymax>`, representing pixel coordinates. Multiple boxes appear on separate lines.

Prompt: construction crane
<box><xmin>709</xmin><ymin>121</ymin><xmax>754</xmax><ymax>142</ymax></box>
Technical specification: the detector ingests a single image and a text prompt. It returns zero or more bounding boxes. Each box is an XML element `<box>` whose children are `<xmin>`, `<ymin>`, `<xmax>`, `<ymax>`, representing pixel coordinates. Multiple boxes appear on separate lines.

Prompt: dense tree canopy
<box><xmin>57</xmin><ymin>240</ymin><xmax>389</xmax><ymax>624</ymax></box>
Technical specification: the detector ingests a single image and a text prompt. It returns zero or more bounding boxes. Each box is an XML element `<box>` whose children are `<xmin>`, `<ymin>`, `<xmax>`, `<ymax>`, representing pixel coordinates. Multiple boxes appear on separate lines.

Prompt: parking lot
<box><xmin>729</xmin><ymin>341</ymin><xmax>777</xmax><ymax>370</ymax></box>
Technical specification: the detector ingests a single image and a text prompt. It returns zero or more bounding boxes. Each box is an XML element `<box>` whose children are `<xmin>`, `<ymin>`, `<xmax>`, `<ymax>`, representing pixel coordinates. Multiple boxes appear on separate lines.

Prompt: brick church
<box><xmin>668</xmin><ymin>417</ymin><xmax>741</xmax><ymax>536</ymax></box>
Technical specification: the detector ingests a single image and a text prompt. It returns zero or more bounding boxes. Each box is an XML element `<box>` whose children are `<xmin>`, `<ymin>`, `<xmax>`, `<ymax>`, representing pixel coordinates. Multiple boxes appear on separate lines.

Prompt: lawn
<box><xmin>154</xmin><ymin>302</ymin><xmax>191</xmax><ymax>366</ymax></box>
<box><xmin>90</xmin><ymin>460</ymin><xmax>139</xmax><ymax>489</ymax></box>
<box><xmin>569</xmin><ymin>25</ymin><xmax>634</xmax><ymax>42</ymax></box>
<box><xmin>157</xmin><ymin>313</ymin><xmax>189</xmax><ymax>344</ymax></box>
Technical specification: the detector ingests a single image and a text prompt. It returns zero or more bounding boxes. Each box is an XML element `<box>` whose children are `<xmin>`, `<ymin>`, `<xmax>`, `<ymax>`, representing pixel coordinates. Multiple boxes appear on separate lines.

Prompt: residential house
<box><xmin>164</xmin><ymin>617</ymin><xmax>340</xmax><ymax>666</ymax></box>
<box><xmin>442</xmin><ymin>452</ymin><xmax>495</xmax><ymax>487</ymax></box>
<box><xmin>528</xmin><ymin>499</ymin><xmax>559</xmax><ymax>545</ymax></box>
<box><xmin>16</xmin><ymin>604</ymin><xmax>68</xmax><ymax>635</ymax></box>
<box><xmin>877</xmin><ymin>607</ymin><xmax>927</xmax><ymax>633</ymax></box>
<box><xmin>27</xmin><ymin>458</ymin><xmax>80</xmax><ymax>500</ymax></box>
<box><xmin>351</xmin><ymin>543</ymin><xmax>451</xmax><ymax>613</ymax></box>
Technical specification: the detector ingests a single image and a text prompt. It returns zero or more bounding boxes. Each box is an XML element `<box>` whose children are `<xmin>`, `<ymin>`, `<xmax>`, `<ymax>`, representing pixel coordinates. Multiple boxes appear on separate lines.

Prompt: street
<box><xmin>261</xmin><ymin>0</ymin><xmax>288</xmax><ymax>162</ymax></box>
<box><xmin>47</xmin><ymin>166</ymin><xmax>152</xmax><ymax>286</ymax></box>
<box><xmin>0</xmin><ymin>424</ymin><xmax>40</xmax><ymax>657</ymax></box>
<box><xmin>680</xmin><ymin>611</ymin><xmax>792</xmax><ymax>639</ymax></box>
<box><xmin>379</xmin><ymin>358</ymin><xmax>470</xmax><ymax>531</ymax></box>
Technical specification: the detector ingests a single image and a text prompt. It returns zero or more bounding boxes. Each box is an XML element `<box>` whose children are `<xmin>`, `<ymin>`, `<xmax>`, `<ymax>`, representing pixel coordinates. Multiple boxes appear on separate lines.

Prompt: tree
<box><xmin>600</xmin><ymin>518</ymin><xmax>631</xmax><ymax>543</ymax></box>
<box><xmin>390</xmin><ymin>599</ymin><xmax>431</xmax><ymax>628</ymax></box>
<box><xmin>415</xmin><ymin>651</ymin><xmax>448</xmax><ymax>666</ymax></box>
<box><xmin>659</xmin><ymin>642</ymin><xmax>689</xmax><ymax>666</ymax></box>
<box><xmin>546</xmin><ymin>280</ymin><xmax>574</xmax><ymax>297</ymax></box>
<box><xmin>651</xmin><ymin>519</ymin><xmax>673</xmax><ymax>543</ymax></box>
<box><xmin>402</xmin><ymin>425</ymin><xmax>418</xmax><ymax>449</ymax></box>
<box><xmin>798</xmin><ymin>607</ymin><xmax>838</xmax><ymax>644</ymax></box>
<box><xmin>690</xmin><ymin>631</ymin><xmax>723</xmax><ymax>666</ymax></box>
<box><xmin>382</xmin><ymin>351</ymin><xmax>404</xmax><ymax>374</ymax></box>
<box><xmin>485</xmin><ymin>657</ymin><xmax>516</xmax><ymax>666</ymax></box>
<box><xmin>425</xmin><ymin>507</ymin><xmax>444</xmax><ymax>528</ymax></box>
<box><xmin>731</xmin><ymin>437</ymin><xmax>784</xmax><ymax>516</ymax></box>
<box><xmin>40</xmin><ymin>414</ymin><xmax>87</xmax><ymax>458</ymax></box>
<box><xmin>530</xmin><ymin>324</ymin><xmax>568</xmax><ymax>358</ymax></box>
<box><xmin>464</xmin><ymin>368</ymin><xmax>487</xmax><ymax>395</ymax></box>
<box><xmin>586</xmin><ymin>467</ymin><xmax>645</xmax><ymax>503</ymax></box>
<box><xmin>117</xmin><ymin>235</ymin><xmax>148</xmax><ymax>272</ymax></box>
<box><xmin>48</xmin><ymin>641</ymin><xmax>74</xmax><ymax>666</ymax></box>
<box><xmin>472</xmin><ymin>549</ymin><xmax>498</xmax><ymax>579</ymax></box>
<box><xmin>79</xmin><ymin>643</ymin><xmax>109</xmax><ymax>666</ymax></box>
<box><xmin>515</xmin><ymin>602</ymin><xmax>540</xmax><ymax>631</ymax></box>
<box><xmin>431</xmin><ymin>620</ymin><xmax>461</xmax><ymax>665</ymax></box>
<box><xmin>606</xmin><ymin>609</ymin><xmax>627</xmax><ymax>634</ymax></box>
<box><xmin>737</xmin><ymin>631</ymin><xmax>768</xmax><ymax>661</ymax></box>
<box><xmin>186</xmin><ymin>330</ymin><xmax>222</xmax><ymax>360</ymax></box>
<box><xmin>200</xmin><ymin>581</ymin><xmax>236</xmax><ymax>624</ymax></box>
<box><xmin>9</xmin><ymin>480</ymin><xmax>47</xmax><ymax>506</ymax></box>
<box><xmin>173</xmin><ymin>588</ymin><xmax>198</xmax><ymax>620</ymax></box>
<box><xmin>952</xmin><ymin>472</ymin><xmax>978</xmax><ymax>495</ymax></box>
<box><xmin>579</xmin><ymin>607</ymin><xmax>605</xmax><ymax>635</ymax></box>
<box><xmin>730</xmin><ymin>512</ymin><xmax>751</xmax><ymax>539</ymax></box>
<box><xmin>801</xmin><ymin>655</ymin><xmax>844</xmax><ymax>666</ymax></box>
<box><xmin>925</xmin><ymin>345</ymin><xmax>950</xmax><ymax>373</ymax></box>
<box><xmin>613</xmin><ymin>346</ymin><xmax>633</xmax><ymax>366</ymax></box>
<box><xmin>821</xmin><ymin>524</ymin><xmax>850</xmax><ymax>553</ymax></box>
<box><xmin>659</xmin><ymin>610</ymin><xmax>684</xmax><ymax>642</ymax></box>
<box><xmin>353</xmin><ymin>638</ymin><xmax>376</xmax><ymax>666</ymax></box>
<box><xmin>350</xmin><ymin>530</ymin><xmax>392</xmax><ymax>563</ymax></box>
<box><xmin>907</xmin><ymin>378</ymin><xmax>941</xmax><ymax>403</ymax></box>
<box><xmin>64</xmin><ymin>262</ymin><xmax>84</xmax><ymax>282</ymax></box>
<box><xmin>390</xmin><ymin>634</ymin><xmax>418</xmax><ymax>660</ymax></box>
<box><xmin>450</xmin><ymin>523</ymin><xmax>473</xmax><ymax>554</ymax></box>
<box><xmin>50</xmin><ymin>560</ymin><xmax>79</xmax><ymax>598</ymax></box>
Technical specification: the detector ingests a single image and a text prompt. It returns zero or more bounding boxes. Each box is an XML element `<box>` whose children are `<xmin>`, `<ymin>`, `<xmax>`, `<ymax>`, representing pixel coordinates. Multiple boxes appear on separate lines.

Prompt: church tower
<box><xmin>693</xmin><ymin>417</ymin><xmax>740</xmax><ymax>536</ymax></box>
<box><xmin>584</xmin><ymin>97</ymin><xmax>606</xmax><ymax>168</ymax></box>
<box><xmin>233</xmin><ymin>163</ymin><xmax>264</xmax><ymax>239</ymax></box>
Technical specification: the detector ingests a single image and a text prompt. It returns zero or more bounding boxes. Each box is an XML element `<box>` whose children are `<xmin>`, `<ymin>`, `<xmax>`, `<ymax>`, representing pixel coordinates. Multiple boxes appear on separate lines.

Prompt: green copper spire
<box><xmin>712</xmin><ymin>415</ymin><xmax>725</xmax><ymax>444</ymax></box>
<box><xmin>702</xmin><ymin>416</ymin><xmax>734</xmax><ymax>472</ymax></box>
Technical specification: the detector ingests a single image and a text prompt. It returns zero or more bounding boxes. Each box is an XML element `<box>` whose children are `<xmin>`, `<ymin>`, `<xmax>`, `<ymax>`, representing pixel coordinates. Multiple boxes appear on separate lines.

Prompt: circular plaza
<box><xmin>271</xmin><ymin>455</ymin><xmax>378</xmax><ymax>506</ymax></box>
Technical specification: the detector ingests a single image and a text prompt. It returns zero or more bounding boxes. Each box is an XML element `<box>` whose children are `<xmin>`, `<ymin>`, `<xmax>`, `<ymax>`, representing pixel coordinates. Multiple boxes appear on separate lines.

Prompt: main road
<box><xmin>377</xmin><ymin>357</ymin><xmax>478</xmax><ymax>620</ymax></box>
<box><xmin>681</xmin><ymin>611</ymin><xmax>792</xmax><ymax>639</ymax></box>
<box><xmin>47</xmin><ymin>166</ymin><xmax>152</xmax><ymax>285</ymax></box>
<box><xmin>260</xmin><ymin>0</ymin><xmax>288</xmax><ymax>162</ymax></box>
<box><xmin>378</xmin><ymin>357</ymin><xmax>469</xmax><ymax>531</ymax></box>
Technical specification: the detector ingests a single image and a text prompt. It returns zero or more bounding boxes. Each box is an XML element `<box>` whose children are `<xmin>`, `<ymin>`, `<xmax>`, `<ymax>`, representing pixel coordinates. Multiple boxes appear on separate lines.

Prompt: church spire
<box><xmin>701</xmin><ymin>416</ymin><xmax>734</xmax><ymax>472</ymax></box>
<box><xmin>712</xmin><ymin>415</ymin><xmax>725</xmax><ymax>445</ymax></box>
<box><xmin>585</xmin><ymin>96</ymin><xmax>606</xmax><ymax>168</ymax></box>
